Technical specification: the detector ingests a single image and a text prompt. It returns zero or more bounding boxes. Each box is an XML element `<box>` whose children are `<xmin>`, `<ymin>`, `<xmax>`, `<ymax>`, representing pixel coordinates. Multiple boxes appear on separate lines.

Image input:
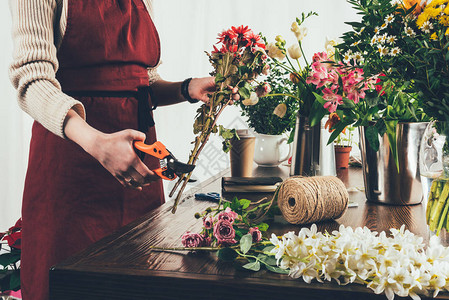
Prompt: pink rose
<box><xmin>217</xmin><ymin>207</ymin><xmax>238</xmax><ymax>224</ymax></box>
<box><xmin>201</xmin><ymin>234</ymin><xmax>212</xmax><ymax>247</ymax></box>
<box><xmin>181</xmin><ymin>231</ymin><xmax>204</xmax><ymax>248</ymax></box>
<box><xmin>213</xmin><ymin>219</ymin><xmax>237</xmax><ymax>245</ymax></box>
<box><xmin>203</xmin><ymin>216</ymin><xmax>214</xmax><ymax>229</ymax></box>
<box><xmin>249</xmin><ymin>227</ymin><xmax>262</xmax><ymax>243</ymax></box>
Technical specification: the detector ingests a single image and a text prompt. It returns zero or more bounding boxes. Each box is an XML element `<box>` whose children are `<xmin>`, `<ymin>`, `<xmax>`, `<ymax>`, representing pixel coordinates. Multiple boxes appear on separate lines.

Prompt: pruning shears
<box><xmin>134</xmin><ymin>141</ymin><xmax>195</xmax><ymax>181</ymax></box>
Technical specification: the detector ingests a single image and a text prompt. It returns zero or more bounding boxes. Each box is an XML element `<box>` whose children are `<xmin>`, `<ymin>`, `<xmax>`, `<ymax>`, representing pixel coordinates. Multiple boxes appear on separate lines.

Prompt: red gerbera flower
<box><xmin>217</xmin><ymin>29</ymin><xmax>238</xmax><ymax>46</ymax></box>
<box><xmin>231</xmin><ymin>25</ymin><xmax>250</xmax><ymax>36</ymax></box>
<box><xmin>245</xmin><ymin>31</ymin><xmax>265</xmax><ymax>49</ymax></box>
<box><xmin>231</xmin><ymin>25</ymin><xmax>252</xmax><ymax>46</ymax></box>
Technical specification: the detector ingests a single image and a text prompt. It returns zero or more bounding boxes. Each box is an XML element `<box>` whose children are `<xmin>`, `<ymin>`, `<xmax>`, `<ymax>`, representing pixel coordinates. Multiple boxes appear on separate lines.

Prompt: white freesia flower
<box><xmin>271</xmin><ymin>224</ymin><xmax>449</xmax><ymax>300</ymax></box>
<box><xmin>287</xmin><ymin>44</ymin><xmax>302</xmax><ymax>59</ymax></box>
<box><xmin>291</xmin><ymin>22</ymin><xmax>308</xmax><ymax>41</ymax></box>
<box><xmin>266</xmin><ymin>42</ymin><xmax>285</xmax><ymax>60</ymax></box>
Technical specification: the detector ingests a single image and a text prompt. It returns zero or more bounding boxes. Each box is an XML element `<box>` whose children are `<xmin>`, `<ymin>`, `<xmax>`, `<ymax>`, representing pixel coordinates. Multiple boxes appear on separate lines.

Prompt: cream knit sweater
<box><xmin>8</xmin><ymin>0</ymin><xmax>161</xmax><ymax>138</ymax></box>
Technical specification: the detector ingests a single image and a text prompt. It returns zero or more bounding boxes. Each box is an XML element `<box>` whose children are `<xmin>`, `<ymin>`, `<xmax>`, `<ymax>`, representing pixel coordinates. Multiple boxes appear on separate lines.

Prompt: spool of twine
<box><xmin>277</xmin><ymin>176</ymin><xmax>349</xmax><ymax>225</ymax></box>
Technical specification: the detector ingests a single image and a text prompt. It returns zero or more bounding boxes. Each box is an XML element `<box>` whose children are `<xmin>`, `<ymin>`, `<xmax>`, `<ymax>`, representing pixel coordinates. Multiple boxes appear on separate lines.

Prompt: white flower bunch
<box><xmin>270</xmin><ymin>224</ymin><xmax>449</xmax><ymax>300</ymax></box>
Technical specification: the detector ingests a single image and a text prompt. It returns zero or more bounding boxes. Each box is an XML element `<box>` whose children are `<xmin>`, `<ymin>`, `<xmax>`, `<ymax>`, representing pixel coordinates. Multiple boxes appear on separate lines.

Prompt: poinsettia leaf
<box><xmin>266</xmin><ymin>264</ymin><xmax>290</xmax><ymax>274</ymax></box>
<box><xmin>9</xmin><ymin>270</ymin><xmax>20</xmax><ymax>291</ymax></box>
<box><xmin>0</xmin><ymin>253</ymin><xmax>21</xmax><ymax>268</ymax></box>
<box><xmin>240</xmin><ymin>233</ymin><xmax>253</xmax><ymax>254</ymax></box>
<box><xmin>217</xmin><ymin>248</ymin><xmax>237</xmax><ymax>262</ymax></box>
<box><xmin>242</xmin><ymin>260</ymin><xmax>260</xmax><ymax>272</ymax></box>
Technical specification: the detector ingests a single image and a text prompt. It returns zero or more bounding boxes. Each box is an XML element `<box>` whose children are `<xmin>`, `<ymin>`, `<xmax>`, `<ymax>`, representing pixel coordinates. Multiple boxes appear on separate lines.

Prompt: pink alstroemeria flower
<box><xmin>322</xmin><ymin>88</ymin><xmax>343</xmax><ymax>113</ymax></box>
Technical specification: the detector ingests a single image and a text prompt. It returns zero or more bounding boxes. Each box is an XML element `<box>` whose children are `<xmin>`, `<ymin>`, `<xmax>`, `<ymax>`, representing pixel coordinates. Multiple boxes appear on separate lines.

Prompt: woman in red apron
<box><xmin>11</xmin><ymin>1</ymin><xmax>214</xmax><ymax>299</ymax></box>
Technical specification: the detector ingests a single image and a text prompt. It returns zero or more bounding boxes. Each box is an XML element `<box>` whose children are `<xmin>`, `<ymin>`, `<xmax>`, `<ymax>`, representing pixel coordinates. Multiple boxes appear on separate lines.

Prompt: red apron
<box><xmin>21</xmin><ymin>1</ymin><xmax>164</xmax><ymax>300</ymax></box>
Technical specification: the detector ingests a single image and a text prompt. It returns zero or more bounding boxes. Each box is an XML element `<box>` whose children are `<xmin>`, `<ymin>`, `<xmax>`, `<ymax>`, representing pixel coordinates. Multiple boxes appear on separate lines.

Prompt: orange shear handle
<box><xmin>134</xmin><ymin>141</ymin><xmax>170</xmax><ymax>159</ymax></box>
<box><xmin>134</xmin><ymin>141</ymin><xmax>176</xmax><ymax>180</ymax></box>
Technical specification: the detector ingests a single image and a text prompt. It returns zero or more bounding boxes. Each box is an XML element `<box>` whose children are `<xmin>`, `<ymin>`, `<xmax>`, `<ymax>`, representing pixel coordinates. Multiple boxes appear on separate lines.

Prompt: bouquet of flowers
<box><xmin>151</xmin><ymin>197</ymin><xmax>288</xmax><ymax>274</ymax></box>
<box><xmin>169</xmin><ymin>26</ymin><xmax>269</xmax><ymax>213</ymax></box>
<box><xmin>0</xmin><ymin>219</ymin><xmax>21</xmax><ymax>294</ymax></box>
<box><xmin>334</xmin><ymin>0</ymin><xmax>430</xmax><ymax>148</ymax></box>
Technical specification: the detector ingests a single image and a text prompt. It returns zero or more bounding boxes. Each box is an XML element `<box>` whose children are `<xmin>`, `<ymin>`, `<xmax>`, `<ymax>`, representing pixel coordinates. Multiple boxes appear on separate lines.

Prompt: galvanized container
<box><xmin>359</xmin><ymin>122</ymin><xmax>428</xmax><ymax>205</ymax></box>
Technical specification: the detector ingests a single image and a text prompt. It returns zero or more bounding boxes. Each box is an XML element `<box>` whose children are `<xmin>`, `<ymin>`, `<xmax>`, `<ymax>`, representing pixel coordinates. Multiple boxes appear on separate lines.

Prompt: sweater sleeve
<box><xmin>8</xmin><ymin>0</ymin><xmax>86</xmax><ymax>139</ymax></box>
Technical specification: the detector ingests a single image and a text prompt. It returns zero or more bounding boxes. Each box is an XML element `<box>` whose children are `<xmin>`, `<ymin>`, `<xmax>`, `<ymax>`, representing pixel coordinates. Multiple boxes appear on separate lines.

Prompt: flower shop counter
<box><xmin>49</xmin><ymin>166</ymin><xmax>445</xmax><ymax>300</ymax></box>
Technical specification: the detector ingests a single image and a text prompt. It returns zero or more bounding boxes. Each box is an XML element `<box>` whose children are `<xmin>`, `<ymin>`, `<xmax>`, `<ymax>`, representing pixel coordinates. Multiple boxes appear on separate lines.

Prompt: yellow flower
<box><xmin>417</xmin><ymin>12</ymin><xmax>430</xmax><ymax>27</ymax></box>
<box><xmin>445</xmin><ymin>27</ymin><xmax>449</xmax><ymax>35</ymax></box>
<box><xmin>440</xmin><ymin>15</ymin><xmax>449</xmax><ymax>26</ymax></box>
<box><xmin>430</xmin><ymin>32</ymin><xmax>438</xmax><ymax>39</ymax></box>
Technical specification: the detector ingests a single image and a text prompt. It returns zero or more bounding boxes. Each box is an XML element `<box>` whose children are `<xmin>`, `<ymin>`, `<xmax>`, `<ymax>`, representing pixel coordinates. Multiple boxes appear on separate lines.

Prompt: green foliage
<box><xmin>238</xmin><ymin>61</ymin><xmax>299</xmax><ymax>135</ymax></box>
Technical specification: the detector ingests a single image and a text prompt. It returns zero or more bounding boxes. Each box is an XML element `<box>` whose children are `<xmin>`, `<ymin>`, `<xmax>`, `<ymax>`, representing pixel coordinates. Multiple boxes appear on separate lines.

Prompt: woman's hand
<box><xmin>188</xmin><ymin>77</ymin><xmax>215</xmax><ymax>103</ymax></box>
<box><xmin>189</xmin><ymin>77</ymin><xmax>239</xmax><ymax>104</ymax></box>
<box><xmin>64</xmin><ymin>110</ymin><xmax>159</xmax><ymax>189</ymax></box>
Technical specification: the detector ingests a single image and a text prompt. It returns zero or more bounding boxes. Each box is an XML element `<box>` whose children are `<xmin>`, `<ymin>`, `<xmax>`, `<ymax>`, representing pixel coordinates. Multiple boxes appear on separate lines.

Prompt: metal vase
<box><xmin>290</xmin><ymin>114</ymin><xmax>336</xmax><ymax>176</ymax></box>
<box><xmin>359</xmin><ymin>122</ymin><xmax>428</xmax><ymax>205</ymax></box>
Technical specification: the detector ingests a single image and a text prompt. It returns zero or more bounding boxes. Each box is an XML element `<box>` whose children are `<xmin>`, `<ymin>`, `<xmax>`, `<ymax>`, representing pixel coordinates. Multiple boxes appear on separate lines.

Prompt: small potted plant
<box><xmin>238</xmin><ymin>60</ymin><xmax>298</xmax><ymax>167</ymax></box>
<box><xmin>325</xmin><ymin>113</ymin><xmax>354</xmax><ymax>169</ymax></box>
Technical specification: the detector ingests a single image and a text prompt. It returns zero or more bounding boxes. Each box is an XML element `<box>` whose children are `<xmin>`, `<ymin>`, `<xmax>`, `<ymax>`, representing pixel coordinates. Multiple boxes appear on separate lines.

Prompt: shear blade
<box><xmin>167</xmin><ymin>159</ymin><xmax>195</xmax><ymax>176</ymax></box>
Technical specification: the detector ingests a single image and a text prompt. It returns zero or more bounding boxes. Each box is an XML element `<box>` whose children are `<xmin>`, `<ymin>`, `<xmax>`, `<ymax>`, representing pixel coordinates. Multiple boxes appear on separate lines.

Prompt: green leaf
<box><xmin>365</xmin><ymin>126</ymin><xmax>379</xmax><ymax>151</ymax></box>
<box><xmin>263</xmin><ymin>245</ymin><xmax>275</xmax><ymax>252</ymax></box>
<box><xmin>256</xmin><ymin>222</ymin><xmax>269</xmax><ymax>232</ymax></box>
<box><xmin>217</xmin><ymin>248</ymin><xmax>238</xmax><ymax>262</ymax></box>
<box><xmin>231</xmin><ymin>197</ymin><xmax>240</xmax><ymax>211</ymax></box>
<box><xmin>240</xmin><ymin>233</ymin><xmax>253</xmax><ymax>254</ymax></box>
<box><xmin>239</xmin><ymin>199</ymin><xmax>251</xmax><ymax>210</ymax></box>
<box><xmin>266</xmin><ymin>265</ymin><xmax>290</xmax><ymax>274</ymax></box>
<box><xmin>258</xmin><ymin>254</ymin><xmax>277</xmax><ymax>266</ymax></box>
<box><xmin>242</xmin><ymin>260</ymin><xmax>261</xmax><ymax>271</ymax></box>
<box><xmin>238</xmin><ymin>87</ymin><xmax>251</xmax><ymax>100</ymax></box>
<box><xmin>215</xmin><ymin>73</ymin><xmax>225</xmax><ymax>84</ymax></box>
<box><xmin>385</xmin><ymin>120</ymin><xmax>399</xmax><ymax>171</ymax></box>
<box><xmin>309</xmin><ymin>93</ymin><xmax>328</xmax><ymax>127</ymax></box>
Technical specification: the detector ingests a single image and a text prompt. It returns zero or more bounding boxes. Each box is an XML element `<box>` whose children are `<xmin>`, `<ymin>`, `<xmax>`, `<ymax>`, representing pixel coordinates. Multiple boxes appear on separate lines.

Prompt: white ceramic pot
<box><xmin>254</xmin><ymin>133</ymin><xmax>291</xmax><ymax>167</ymax></box>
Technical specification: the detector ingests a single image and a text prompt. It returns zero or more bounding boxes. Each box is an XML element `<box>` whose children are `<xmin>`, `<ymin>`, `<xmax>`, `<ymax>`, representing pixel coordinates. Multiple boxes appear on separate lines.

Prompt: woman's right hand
<box><xmin>63</xmin><ymin>110</ymin><xmax>159</xmax><ymax>189</ymax></box>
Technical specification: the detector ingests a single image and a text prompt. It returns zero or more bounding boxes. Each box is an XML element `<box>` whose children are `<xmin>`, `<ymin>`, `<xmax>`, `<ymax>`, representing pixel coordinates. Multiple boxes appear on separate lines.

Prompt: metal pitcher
<box><xmin>359</xmin><ymin>122</ymin><xmax>428</xmax><ymax>205</ymax></box>
<box><xmin>290</xmin><ymin>114</ymin><xmax>336</xmax><ymax>176</ymax></box>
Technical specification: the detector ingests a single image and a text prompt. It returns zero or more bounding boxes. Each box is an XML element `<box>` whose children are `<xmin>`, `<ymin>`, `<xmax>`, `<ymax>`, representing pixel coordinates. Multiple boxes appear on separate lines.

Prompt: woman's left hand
<box><xmin>188</xmin><ymin>77</ymin><xmax>216</xmax><ymax>103</ymax></box>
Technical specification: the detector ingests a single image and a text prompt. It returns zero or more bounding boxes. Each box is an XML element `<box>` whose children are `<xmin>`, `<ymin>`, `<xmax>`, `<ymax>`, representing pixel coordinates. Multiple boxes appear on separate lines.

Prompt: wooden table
<box><xmin>49</xmin><ymin>166</ymin><xmax>449</xmax><ymax>300</ymax></box>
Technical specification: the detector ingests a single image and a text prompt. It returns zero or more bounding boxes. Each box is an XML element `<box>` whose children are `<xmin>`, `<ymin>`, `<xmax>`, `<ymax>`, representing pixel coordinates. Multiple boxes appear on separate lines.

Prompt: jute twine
<box><xmin>277</xmin><ymin>176</ymin><xmax>349</xmax><ymax>225</ymax></box>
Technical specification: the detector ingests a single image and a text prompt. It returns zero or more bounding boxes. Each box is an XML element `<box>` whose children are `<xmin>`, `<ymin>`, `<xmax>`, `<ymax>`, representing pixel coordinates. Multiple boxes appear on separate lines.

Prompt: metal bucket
<box><xmin>290</xmin><ymin>114</ymin><xmax>336</xmax><ymax>176</ymax></box>
<box><xmin>359</xmin><ymin>122</ymin><xmax>428</xmax><ymax>205</ymax></box>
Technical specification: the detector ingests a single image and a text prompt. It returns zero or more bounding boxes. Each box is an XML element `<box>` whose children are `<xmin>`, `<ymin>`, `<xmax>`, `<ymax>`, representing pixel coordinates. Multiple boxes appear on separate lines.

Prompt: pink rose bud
<box><xmin>217</xmin><ymin>207</ymin><xmax>239</xmax><ymax>224</ymax></box>
<box><xmin>203</xmin><ymin>216</ymin><xmax>214</xmax><ymax>229</ymax></box>
<box><xmin>249</xmin><ymin>227</ymin><xmax>262</xmax><ymax>243</ymax></box>
<box><xmin>181</xmin><ymin>231</ymin><xmax>204</xmax><ymax>248</ymax></box>
<box><xmin>213</xmin><ymin>219</ymin><xmax>237</xmax><ymax>246</ymax></box>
